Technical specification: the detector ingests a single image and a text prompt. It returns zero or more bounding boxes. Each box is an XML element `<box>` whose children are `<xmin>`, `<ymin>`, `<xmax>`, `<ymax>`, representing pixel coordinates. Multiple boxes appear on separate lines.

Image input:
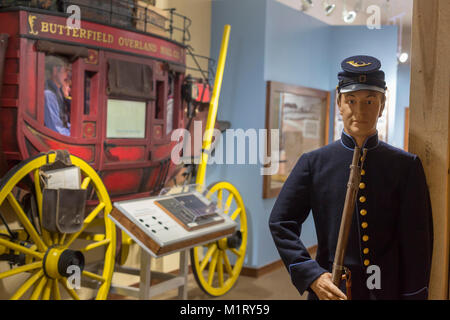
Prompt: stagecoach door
<box><xmin>99</xmin><ymin>52</ymin><xmax>177</xmax><ymax>199</ymax></box>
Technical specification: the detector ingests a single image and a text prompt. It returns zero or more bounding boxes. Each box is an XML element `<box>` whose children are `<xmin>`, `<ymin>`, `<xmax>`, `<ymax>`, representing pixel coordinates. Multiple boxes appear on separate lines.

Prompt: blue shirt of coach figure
<box><xmin>269</xmin><ymin>55</ymin><xmax>433</xmax><ymax>300</ymax></box>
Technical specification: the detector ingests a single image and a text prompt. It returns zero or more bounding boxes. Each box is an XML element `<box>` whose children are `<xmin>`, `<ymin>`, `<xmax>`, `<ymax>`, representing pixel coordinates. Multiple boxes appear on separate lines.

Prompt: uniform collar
<box><xmin>340</xmin><ymin>130</ymin><xmax>379</xmax><ymax>150</ymax></box>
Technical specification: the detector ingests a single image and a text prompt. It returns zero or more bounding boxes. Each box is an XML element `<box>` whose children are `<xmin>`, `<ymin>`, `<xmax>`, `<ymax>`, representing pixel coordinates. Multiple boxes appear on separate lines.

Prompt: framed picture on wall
<box><xmin>263</xmin><ymin>81</ymin><xmax>330</xmax><ymax>199</ymax></box>
<box><xmin>333</xmin><ymin>88</ymin><xmax>390</xmax><ymax>142</ymax></box>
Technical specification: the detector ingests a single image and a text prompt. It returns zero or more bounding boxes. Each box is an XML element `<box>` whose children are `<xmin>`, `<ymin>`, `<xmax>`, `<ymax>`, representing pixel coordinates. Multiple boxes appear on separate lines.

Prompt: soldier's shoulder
<box><xmin>377</xmin><ymin>141</ymin><xmax>419</xmax><ymax>163</ymax></box>
<box><xmin>305</xmin><ymin>140</ymin><xmax>342</xmax><ymax>158</ymax></box>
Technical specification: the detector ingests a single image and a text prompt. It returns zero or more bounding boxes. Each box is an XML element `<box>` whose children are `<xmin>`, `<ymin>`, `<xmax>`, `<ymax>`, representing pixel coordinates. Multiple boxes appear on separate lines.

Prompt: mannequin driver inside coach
<box><xmin>269</xmin><ymin>55</ymin><xmax>433</xmax><ymax>300</ymax></box>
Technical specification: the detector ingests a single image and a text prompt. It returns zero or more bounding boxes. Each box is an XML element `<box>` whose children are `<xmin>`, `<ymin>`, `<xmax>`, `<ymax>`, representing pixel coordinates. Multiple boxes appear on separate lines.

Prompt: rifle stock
<box><xmin>331</xmin><ymin>146</ymin><xmax>367</xmax><ymax>288</ymax></box>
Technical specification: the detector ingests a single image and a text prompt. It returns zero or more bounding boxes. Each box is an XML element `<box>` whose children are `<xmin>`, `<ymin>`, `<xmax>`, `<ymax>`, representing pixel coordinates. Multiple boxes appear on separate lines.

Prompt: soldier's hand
<box><xmin>310</xmin><ymin>272</ymin><xmax>347</xmax><ymax>300</ymax></box>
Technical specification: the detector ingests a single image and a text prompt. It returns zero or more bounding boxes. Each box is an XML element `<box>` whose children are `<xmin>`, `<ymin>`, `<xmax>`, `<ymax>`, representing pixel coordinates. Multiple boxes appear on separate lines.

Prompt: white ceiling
<box><xmin>275</xmin><ymin>0</ymin><xmax>413</xmax><ymax>57</ymax></box>
<box><xmin>275</xmin><ymin>0</ymin><xmax>413</xmax><ymax>26</ymax></box>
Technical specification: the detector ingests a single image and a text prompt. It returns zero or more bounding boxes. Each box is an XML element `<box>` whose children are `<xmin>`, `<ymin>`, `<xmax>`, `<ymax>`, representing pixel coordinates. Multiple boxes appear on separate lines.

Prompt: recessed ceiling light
<box><xmin>398</xmin><ymin>52</ymin><xmax>409</xmax><ymax>63</ymax></box>
<box><xmin>300</xmin><ymin>0</ymin><xmax>313</xmax><ymax>11</ymax></box>
<box><xmin>323</xmin><ymin>1</ymin><xmax>336</xmax><ymax>16</ymax></box>
<box><xmin>343</xmin><ymin>10</ymin><xmax>357</xmax><ymax>23</ymax></box>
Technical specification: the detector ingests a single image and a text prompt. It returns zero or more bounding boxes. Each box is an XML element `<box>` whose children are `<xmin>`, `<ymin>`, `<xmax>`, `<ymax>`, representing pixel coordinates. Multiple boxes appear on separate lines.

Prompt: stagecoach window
<box><xmin>106</xmin><ymin>99</ymin><xmax>146</xmax><ymax>138</ymax></box>
<box><xmin>44</xmin><ymin>55</ymin><xmax>72</xmax><ymax>136</ymax></box>
<box><xmin>107</xmin><ymin>59</ymin><xmax>154</xmax><ymax>100</ymax></box>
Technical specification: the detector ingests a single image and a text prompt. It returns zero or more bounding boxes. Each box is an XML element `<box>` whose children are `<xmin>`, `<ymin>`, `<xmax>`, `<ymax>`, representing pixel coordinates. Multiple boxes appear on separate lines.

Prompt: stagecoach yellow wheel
<box><xmin>0</xmin><ymin>153</ymin><xmax>115</xmax><ymax>300</ymax></box>
<box><xmin>191</xmin><ymin>181</ymin><xmax>247</xmax><ymax>296</ymax></box>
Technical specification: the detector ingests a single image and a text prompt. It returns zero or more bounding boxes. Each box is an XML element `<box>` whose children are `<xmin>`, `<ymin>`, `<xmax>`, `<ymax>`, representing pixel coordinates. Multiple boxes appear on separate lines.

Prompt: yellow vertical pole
<box><xmin>195</xmin><ymin>24</ymin><xmax>231</xmax><ymax>186</ymax></box>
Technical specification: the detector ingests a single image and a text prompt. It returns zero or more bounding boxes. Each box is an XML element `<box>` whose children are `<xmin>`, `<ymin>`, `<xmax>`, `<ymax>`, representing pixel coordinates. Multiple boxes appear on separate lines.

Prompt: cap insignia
<box><xmin>346</xmin><ymin>60</ymin><xmax>372</xmax><ymax>68</ymax></box>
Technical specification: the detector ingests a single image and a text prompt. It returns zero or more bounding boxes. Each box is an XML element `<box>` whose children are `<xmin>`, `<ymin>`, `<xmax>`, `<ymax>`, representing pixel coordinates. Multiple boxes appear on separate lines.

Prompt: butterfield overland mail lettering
<box><xmin>26</xmin><ymin>12</ymin><xmax>183</xmax><ymax>62</ymax></box>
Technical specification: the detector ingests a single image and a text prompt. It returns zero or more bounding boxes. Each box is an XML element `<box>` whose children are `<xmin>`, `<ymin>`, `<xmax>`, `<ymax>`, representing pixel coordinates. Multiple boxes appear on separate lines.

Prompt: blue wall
<box><xmin>394</xmin><ymin>63</ymin><xmax>411</xmax><ymax>149</ymax></box>
<box><xmin>262</xmin><ymin>0</ymin><xmax>333</xmax><ymax>264</ymax></box>
<box><xmin>208</xmin><ymin>0</ymin><xmax>268</xmax><ymax>268</ymax></box>
<box><xmin>210</xmin><ymin>0</ymin><xmax>400</xmax><ymax>269</ymax></box>
<box><xmin>264</xmin><ymin>0</ymin><xmax>331</xmax><ymax>90</ymax></box>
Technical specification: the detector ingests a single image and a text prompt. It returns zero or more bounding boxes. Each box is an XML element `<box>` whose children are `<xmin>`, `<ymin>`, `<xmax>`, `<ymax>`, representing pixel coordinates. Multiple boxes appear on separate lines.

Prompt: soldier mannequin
<box><xmin>269</xmin><ymin>56</ymin><xmax>433</xmax><ymax>300</ymax></box>
<box><xmin>310</xmin><ymin>90</ymin><xmax>385</xmax><ymax>300</ymax></box>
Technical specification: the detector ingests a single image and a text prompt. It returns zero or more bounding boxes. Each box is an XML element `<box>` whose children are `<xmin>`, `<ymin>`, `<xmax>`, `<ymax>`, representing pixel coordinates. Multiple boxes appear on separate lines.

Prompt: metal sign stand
<box><xmin>107</xmin><ymin>186</ymin><xmax>237</xmax><ymax>300</ymax></box>
<box><xmin>110</xmin><ymin>248</ymin><xmax>190</xmax><ymax>300</ymax></box>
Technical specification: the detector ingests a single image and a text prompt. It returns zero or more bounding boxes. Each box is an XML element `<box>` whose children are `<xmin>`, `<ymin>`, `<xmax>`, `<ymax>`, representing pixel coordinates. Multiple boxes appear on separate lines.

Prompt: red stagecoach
<box><xmin>0</xmin><ymin>0</ymin><xmax>214</xmax><ymax>201</ymax></box>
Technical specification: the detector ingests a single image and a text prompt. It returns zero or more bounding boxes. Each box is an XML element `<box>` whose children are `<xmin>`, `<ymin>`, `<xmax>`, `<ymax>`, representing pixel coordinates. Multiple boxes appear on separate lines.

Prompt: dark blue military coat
<box><xmin>269</xmin><ymin>131</ymin><xmax>433</xmax><ymax>300</ymax></box>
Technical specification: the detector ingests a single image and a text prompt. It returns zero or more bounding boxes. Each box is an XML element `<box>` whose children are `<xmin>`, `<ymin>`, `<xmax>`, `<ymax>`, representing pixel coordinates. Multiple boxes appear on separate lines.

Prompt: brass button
<box><xmin>359</xmin><ymin>196</ymin><xmax>366</xmax><ymax>203</ymax></box>
<box><xmin>361</xmin><ymin>169</ymin><xmax>365</xmax><ymax>176</ymax></box>
<box><xmin>364</xmin><ymin>259</ymin><xmax>370</xmax><ymax>266</ymax></box>
<box><xmin>360</xmin><ymin>209</ymin><xmax>367</xmax><ymax>216</ymax></box>
<box><xmin>361</xmin><ymin>222</ymin><xmax>368</xmax><ymax>229</ymax></box>
<box><xmin>362</xmin><ymin>235</ymin><xmax>369</xmax><ymax>242</ymax></box>
<box><xmin>363</xmin><ymin>248</ymin><xmax>369</xmax><ymax>254</ymax></box>
<box><xmin>359</xmin><ymin>182</ymin><xmax>366</xmax><ymax>189</ymax></box>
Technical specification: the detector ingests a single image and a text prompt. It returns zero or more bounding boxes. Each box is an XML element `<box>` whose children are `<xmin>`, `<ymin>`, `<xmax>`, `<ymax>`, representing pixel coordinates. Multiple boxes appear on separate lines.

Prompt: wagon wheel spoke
<box><xmin>80</xmin><ymin>239</ymin><xmax>111</xmax><ymax>253</ymax></box>
<box><xmin>207</xmin><ymin>250</ymin><xmax>219</xmax><ymax>286</ymax></box>
<box><xmin>0</xmin><ymin>261</ymin><xmax>42</xmax><ymax>280</ymax></box>
<box><xmin>222</xmin><ymin>251</ymin><xmax>234</xmax><ymax>277</ymax></box>
<box><xmin>52</xmin><ymin>233</ymin><xmax>59</xmax><ymax>246</ymax></box>
<box><xmin>59</xmin><ymin>233</ymin><xmax>67</xmax><ymax>245</ymax></box>
<box><xmin>10</xmin><ymin>269</ymin><xmax>44</xmax><ymax>300</ymax></box>
<box><xmin>33</xmin><ymin>169</ymin><xmax>53</xmax><ymax>246</ymax></box>
<box><xmin>230</xmin><ymin>207</ymin><xmax>241</xmax><ymax>221</ymax></box>
<box><xmin>224</xmin><ymin>193</ymin><xmax>234</xmax><ymax>214</ymax></box>
<box><xmin>217</xmin><ymin>251</ymin><xmax>224</xmax><ymax>287</ymax></box>
<box><xmin>41</xmin><ymin>279</ymin><xmax>53</xmax><ymax>300</ymax></box>
<box><xmin>199</xmin><ymin>244</ymin><xmax>217</xmax><ymax>272</ymax></box>
<box><xmin>61</xmin><ymin>278</ymin><xmax>81</xmax><ymax>300</ymax></box>
<box><xmin>230</xmin><ymin>248</ymin><xmax>242</xmax><ymax>257</ymax></box>
<box><xmin>81</xmin><ymin>177</ymin><xmax>91</xmax><ymax>190</ymax></box>
<box><xmin>77</xmin><ymin>232</ymin><xmax>106</xmax><ymax>242</ymax></box>
<box><xmin>216</xmin><ymin>189</ymin><xmax>223</xmax><ymax>209</ymax></box>
<box><xmin>6</xmin><ymin>193</ymin><xmax>47</xmax><ymax>252</ymax></box>
<box><xmin>30</xmin><ymin>275</ymin><xmax>48</xmax><ymax>300</ymax></box>
<box><xmin>63</xmin><ymin>202</ymin><xmax>106</xmax><ymax>250</ymax></box>
<box><xmin>0</xmin><ymin>238</ymin><xmax>44</xmax><ymax>260</ymax></box>
<box><xmin>53</xmin><ymin>279</ymin><xmax>61</xmax><ymax>300</ymax></box>
<box><xmin>82</xmin><ymin>270</ymin><xmax>106</xmax><ymax>283</ymax></box>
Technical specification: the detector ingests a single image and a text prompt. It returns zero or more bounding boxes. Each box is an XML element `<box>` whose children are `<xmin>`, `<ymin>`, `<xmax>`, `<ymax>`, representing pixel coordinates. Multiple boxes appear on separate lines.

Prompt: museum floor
<box><xmin>108</xmin><ymin>265</ymin><xmax>307</xmax><ymax>300</ymax></box>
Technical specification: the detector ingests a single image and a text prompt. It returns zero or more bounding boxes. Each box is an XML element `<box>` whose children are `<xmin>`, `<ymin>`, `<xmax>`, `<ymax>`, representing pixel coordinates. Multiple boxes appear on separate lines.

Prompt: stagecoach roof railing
<box><xmin>185</xmin><ymin>49</ymin><xmax>216</xmax><ymax>88</ymax></box>
<box><xmin>0</xmin><ymin>1</ymin><xmax>191</xmax><ymax>45</ymax></box>
<box><xmin>0</xmin><ymin>0</ymin><xmax>216</xmax><ymax>85</ymax></box>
